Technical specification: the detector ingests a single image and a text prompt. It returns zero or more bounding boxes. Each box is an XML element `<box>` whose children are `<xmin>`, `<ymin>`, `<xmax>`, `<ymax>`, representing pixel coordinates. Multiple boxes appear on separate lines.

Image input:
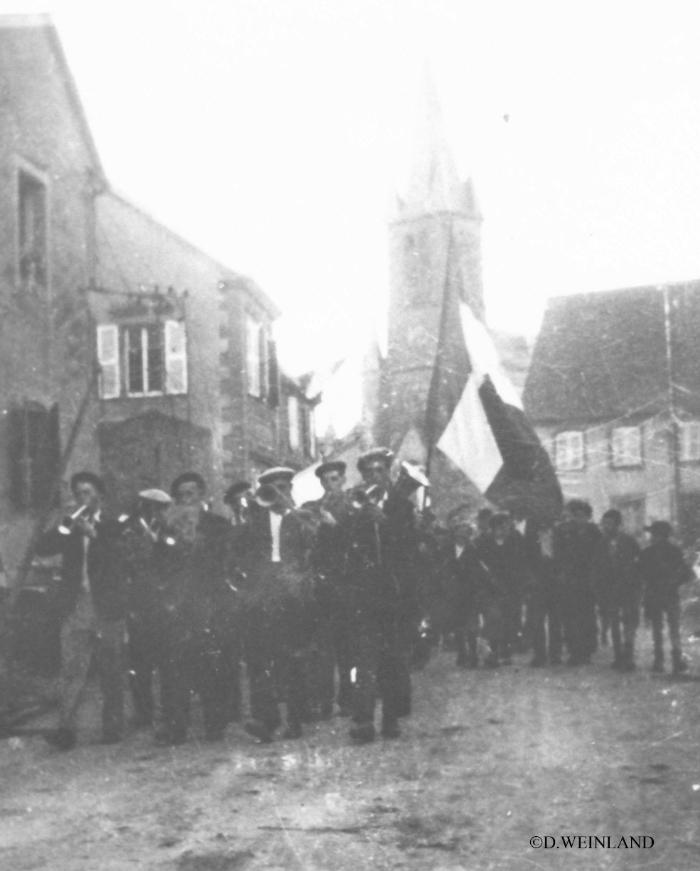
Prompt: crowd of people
<box><xmin>36</xmin><ymin>449</ymin><xmax>696</xmax><ymax>753</ymax></box>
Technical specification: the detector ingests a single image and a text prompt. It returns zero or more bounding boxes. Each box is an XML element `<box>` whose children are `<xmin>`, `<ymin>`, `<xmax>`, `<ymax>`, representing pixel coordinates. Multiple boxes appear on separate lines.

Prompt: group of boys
<box><xmin>438</xmin><ymin>498</ymin><xmax>694</xmax><ymax>675</ymax></box>
<box><xmin>40</xmin><ymin>447</ymin><xmax>422</xmax><ymax>751</ymax></box>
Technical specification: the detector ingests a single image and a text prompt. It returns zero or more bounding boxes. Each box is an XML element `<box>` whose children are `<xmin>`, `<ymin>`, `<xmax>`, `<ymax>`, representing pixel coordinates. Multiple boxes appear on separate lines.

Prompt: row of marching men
<box><xmin>423</xmin><ymin>499</ymin><xmax>694</xmax><ymax>676</ymax></box>
<box><xmin>39</xmin><ymin>447</ymin><xmax>426</xmax><ymax>751</ymax></box>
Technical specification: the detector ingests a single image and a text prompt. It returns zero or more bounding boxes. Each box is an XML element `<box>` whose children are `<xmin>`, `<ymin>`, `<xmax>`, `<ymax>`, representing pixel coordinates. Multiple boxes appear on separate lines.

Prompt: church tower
<box><xmin>378</xmin><ymin>76</ymin><xmax>483</xmax><ymax>461</ymax></box>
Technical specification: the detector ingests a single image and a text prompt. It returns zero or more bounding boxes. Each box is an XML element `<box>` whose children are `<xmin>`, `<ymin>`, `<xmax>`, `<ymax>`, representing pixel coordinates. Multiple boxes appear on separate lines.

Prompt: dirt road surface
<box><xmin>2</xmin><ymin>635</ymin><xmax>700</xmax><ymax>871</ymax></box>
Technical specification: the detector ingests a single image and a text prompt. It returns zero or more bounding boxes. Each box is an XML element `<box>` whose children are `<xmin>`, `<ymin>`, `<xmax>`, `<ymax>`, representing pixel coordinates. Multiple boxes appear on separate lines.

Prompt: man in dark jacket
<box><xmin>304</xmin><ymin>460</ymin><xmax>354</xmax><ymax>718</ymax></box>
<box><xmin>590</xmin><ymin>509</ymin><xmax>641</xmax><ymax>671</ymax></box>
<box><xmin>346</xmin><ymin>448</ymin><xmax>419</xmax><ymax>744</ymax></box>
<box><xmin>638</xmin><ymin>521</ymin><xmax>693</xmax><ymax>674</ymax></box>
<box><xmin>39</xmin><ymin>471</ymin><xmax>126</xmax><ymax>751</ymax></box>
<box><xmin>553</xmin><ymin>500</ymin><xmax>601</xmax><ymax>665</ymax></box>
<box><xmin>155</xmin><ymin>472</ymin><xmax>231</xmax><ymax>745</ymax></box>
<box><xmin>238</xmin><ymin>467</ymin><xmax>316</xmax><ymax>743</ymax></box>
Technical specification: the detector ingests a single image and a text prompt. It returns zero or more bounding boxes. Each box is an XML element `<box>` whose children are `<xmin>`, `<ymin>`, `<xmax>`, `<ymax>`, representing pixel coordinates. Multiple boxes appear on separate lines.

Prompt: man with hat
<box><xmin>590</xmin><ymin>509</ymin><xmax>641</xmax><ymax>671</ymax></box>
<box><xmin>37</xmin><ymin>471</ymin><xmax>127</xmax><ymax>751</ymax></box>
<box><xmin>552</xmin><ymin>499</ymin><xmax>601</xmax><ymax>665</ymax></box>
<box><xmin>638</xmin><ymin>520</ymin><xmax>693</xmax><ymax>674</ymax></box>
<box><xmin>155</xmin><ymin>472</ymin><xmax>231</xmax><ymax>744</ymax></box>
<box><xmin>223</xmin><ymin>481</ymin><xmax>252</xmax><ymax>528</ymax></box>
<box><xmin>345</xmin><ymin>447</ymin><xmax>419</xmax><ymax>743</ymax></box>
<box><xmin>303</xmin><ymin>460</ymin><xmax>354</xmax><ymax>718</ymax></box>
<box><xmin>121</xmin><ymin>488</ymin><xmax>174</xmax><ymax>728</ymax></box>
<box><xmin>237</xmin><ymin>466</ymin><xmax>315</xmax><ymax>742</ymax></box>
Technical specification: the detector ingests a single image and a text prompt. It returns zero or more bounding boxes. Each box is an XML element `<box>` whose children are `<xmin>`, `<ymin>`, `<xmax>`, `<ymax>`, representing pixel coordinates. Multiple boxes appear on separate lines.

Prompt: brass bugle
<box><xmin>58</xmin><ymin>504</ymin><xmax>90</xmax><ymax>535</ymax></box>
<box><xmin>255</xmin><ymin>482</ymin><xmax>281</xmax><ymax>508</ymax></box>
<box><xmin>349</xmin><ymin>483</ymin><xmax>382</xmax><ymax>509</ymax></box>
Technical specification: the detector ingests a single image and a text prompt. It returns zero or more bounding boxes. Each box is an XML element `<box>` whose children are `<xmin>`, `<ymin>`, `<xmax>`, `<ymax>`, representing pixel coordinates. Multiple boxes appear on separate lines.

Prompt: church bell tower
<box><xmin>378</xmin><ymin>75</ymin><xmax>484</xmax><ymax>461</ymax></box>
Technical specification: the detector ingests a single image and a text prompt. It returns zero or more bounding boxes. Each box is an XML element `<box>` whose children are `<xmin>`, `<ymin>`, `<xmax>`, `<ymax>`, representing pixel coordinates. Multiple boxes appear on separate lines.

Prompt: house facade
<box><xmin>524</xmin><ymin>282</ymin><xmax>700</xmax><ymax>543</ymax></box>
<box><xmin>0</xmin><ymin>15</ymin><xmax>317</xmax><ymax>583</ymax></box>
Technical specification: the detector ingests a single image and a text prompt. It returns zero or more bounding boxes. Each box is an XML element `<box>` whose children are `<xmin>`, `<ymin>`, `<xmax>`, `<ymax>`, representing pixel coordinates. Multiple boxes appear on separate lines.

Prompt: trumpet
<box><xmin>58</xmin><ymin>504</ymin><xmax>92</xmax><ymax>535</ymax></box>
<box><xmin>118</xmin><ymin>511</ymin><xmax>176</xmax><ymax>546</ymax></box>
<box><xmin>349</xmin><ymin>483</ymin><xmax>383</xmax><ymax>510</ymax></box>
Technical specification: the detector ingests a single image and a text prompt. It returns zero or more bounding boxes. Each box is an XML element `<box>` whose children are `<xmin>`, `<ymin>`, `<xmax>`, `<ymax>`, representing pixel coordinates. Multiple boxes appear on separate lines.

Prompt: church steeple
<box><xmin>377</xmin><ymin>72</ymin><xmax>484</xmax><ymax>456</ymax></box>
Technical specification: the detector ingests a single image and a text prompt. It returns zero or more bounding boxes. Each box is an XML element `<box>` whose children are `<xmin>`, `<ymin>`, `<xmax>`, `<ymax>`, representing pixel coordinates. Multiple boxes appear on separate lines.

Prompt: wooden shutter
<box><xmin>267</xmin><ymin>339</ymin><xmax>279</xmax><ymax>408</ymax></box>
<box><xmin>164</xmin><ymin>320</ymin><xmax>188</xmax><ymax>395</ymax></box>
<box><xmin>246</xmin><ymin>316</ymin><xmax>261</xmax><ymax>397</ymax></box>
<box><xmin>97</xmin><ymin>324</ymin><xmax>120</xmax><ymax>399</ymax></box>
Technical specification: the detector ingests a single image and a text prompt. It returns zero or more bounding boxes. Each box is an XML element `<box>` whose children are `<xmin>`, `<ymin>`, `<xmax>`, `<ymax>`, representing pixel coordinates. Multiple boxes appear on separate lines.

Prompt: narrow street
<box><xmin>2</xmin><ymin>631</ymin><xmax>700</xmax><ymax>871</ymax></box>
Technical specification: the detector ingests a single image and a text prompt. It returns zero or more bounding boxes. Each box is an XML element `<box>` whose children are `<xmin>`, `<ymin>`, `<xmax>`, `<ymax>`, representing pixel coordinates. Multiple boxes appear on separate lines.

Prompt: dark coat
<box><xmin>156</xmin><ymin>510</ymin><xmax>231</xmax><ymax>642</ymax></box>
<box><xmin>476</xmin><ymin>531</ymin><xmax>530</xmax><ymax>598</ymax></box>
<box><xmin>590</xmin><ymin>532</ymin><xmax>641</xmax><ymax>609</ymax></box>
<box><xmin>553</xmin><ymin>521</ymin><xmax>602</xmax><ymax>589</ymax></box>
<box><xmin>439</xmin><ymin>539</ymin><xmax>493</xmax><ymax>616</ymax></box>
<box><xmin>345</xmin><ymin>489</ymin><xmax>418</xmax><ymax>616</ymax></box>
<box><xmin>638</xmin><ymin>541</ymin><xmax>693</xmax><ymax>610</ymax></box>
<box><xmin>36</xmin><ymin>517</ymin><xmax>126</xmax><ymax>622</ymax></box>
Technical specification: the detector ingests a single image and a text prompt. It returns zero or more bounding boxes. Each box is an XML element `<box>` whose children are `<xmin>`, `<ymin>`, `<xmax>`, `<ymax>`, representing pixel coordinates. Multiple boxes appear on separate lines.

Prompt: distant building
<box><xmin>524</xmin><ymin>281</ymin><xmax>700</xmax><ymax>542</ymax></box>
<box><xmin>0</xmin><ymin>15</ymin><xmax>317</xmax><ymax>582</ymax></box>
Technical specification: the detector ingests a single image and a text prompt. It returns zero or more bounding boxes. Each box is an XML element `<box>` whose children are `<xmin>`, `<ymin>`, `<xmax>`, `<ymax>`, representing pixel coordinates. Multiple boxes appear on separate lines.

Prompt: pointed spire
<box><xmin>402</xmin><ymin>66</ymin><xmax>473</xmax><ymax>217</ymax></box>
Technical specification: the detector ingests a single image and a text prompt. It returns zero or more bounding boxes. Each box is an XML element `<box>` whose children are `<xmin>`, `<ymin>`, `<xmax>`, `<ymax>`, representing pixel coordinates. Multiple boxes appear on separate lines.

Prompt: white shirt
<box><xmin>81</xmin><ymin>509</ymin><xmax>101</xmax><ymax>594</ymax></box>
<box><xmin>269</xmin><ymin>511</ymin><xmax>283</xmax><ymax>563</ymax></box>
<box><xmin>455</xmin><ymin>543</ymin><xmax>465</xmax><ymax>560</ymax></box>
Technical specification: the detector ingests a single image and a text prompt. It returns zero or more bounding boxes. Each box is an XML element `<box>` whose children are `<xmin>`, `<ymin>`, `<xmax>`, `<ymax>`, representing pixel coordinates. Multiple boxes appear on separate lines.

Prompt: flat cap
<box><xmin>645</xmin><ymin>520</ymin><xmax>672</xmax><ymax>537</ymax></box>
<box><xmin>314</xmin><ymin>460</ymin><xmax>346</xmax><ymax>479</ymax></box>
<box><xmin>170</xmin><ymin>472</ymin><xmax>206</xmax><ymax>497</ymax></box>
<box><xmin>258</xmin><ymin>466</ymin><xmax>295</xmax><ymax>485</ymax></box>
<box><xmin>138</xmin><ymin>488</ymin><xmax>172</xmax><ymax>505</ymax></box>
<box><xmin>223</xmin><ymin>481</ymin><xmax>252</xmax><ymax>504</ymax></box>
<box><xmin>70</xmin><ymin>471</ymin><xmax>105</xmax><ymax>495</ymax></box>
<box><xmin>357</xmin><ymin>447</ymin><xmax>394</xmax><ymax>472</ymax></box>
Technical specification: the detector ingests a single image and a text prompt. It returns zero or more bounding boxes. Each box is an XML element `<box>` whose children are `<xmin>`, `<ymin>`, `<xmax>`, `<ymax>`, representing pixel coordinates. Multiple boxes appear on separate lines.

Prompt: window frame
<box><xmin>610</xmin><ymin>425</ymin><xmax>643</xmax><ymax>470</ymax></box>
<box><xmin>246</xmin><ymin>313</ymin><xmax>270</xmax><ymax>400</ymax></box>
<box><xmin>287</xmin><ymin>395</ymin><xmax>300</xmax><ymax>450</ymax></box>
<box><xmin>679</xmin><ymin>421</ymin><xmax>700</xmax><ymax>464</ymax></box>
<box><xmin>16</xmin><ymin>160</ymin><xmax>50</xmax><ymax>294</ymax></box>
<box><xmin>554</xmin><ymin>430</ymin><xmax>585</xmax><ymax>472</ymax></box>
<box><xmin>124</xmin><ymin>323</ymin><xmax>166</xmax><ymax>398</ymax></box>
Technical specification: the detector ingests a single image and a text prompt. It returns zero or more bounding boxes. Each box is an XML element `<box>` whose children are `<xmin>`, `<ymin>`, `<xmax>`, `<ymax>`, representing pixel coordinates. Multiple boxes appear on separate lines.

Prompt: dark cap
<box><xmin>490</xmin><ymin>511</ymin><xmax>512</xmax><ymax>529</ymax></box>
<box><xmin>645</xmin><ymin>520</ymin><xmax>672</xmax><ymax>537</ymax></box>
<box><xmin>357</xmin><ymin>447</ymin><xmax>394</xmax><ymax>472</ymax></box>
<box><xmin>223</xmin><ymin>481</ymin><xmax>251</xmax><ymax>505</ymax></box>
<box><xmin>258</xmin><ymin>466</ymin><xmax>295</xmax><ymax>485</ymax></box>
<box><xmin>601</xmin><ymin>508</ymin><xmax>622</xmax><ymax>524</ymax></box>
<box><xmin>315</xmin><ymin>460</ymin><xmax>346</xmax><ymax>479</ymax></box>
<box><xmin>70</xmin><ymin>471</ymin><xmax>105</xmax><ymax>495</ymax></box>
<box><xmin>170</xmin><ymin>472</ymin><xmax>206</xmax><ymax>497</ymax></box>
<box><xmin>566</xmin><ymin>499</ymin><xmax>593</xmax><ymax>518</ymax></box>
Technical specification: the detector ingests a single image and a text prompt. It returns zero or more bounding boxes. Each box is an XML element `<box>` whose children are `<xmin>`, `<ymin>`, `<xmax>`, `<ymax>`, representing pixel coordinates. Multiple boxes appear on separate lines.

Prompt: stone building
<box><xmin>0</xmin><ymin>15</ymin><xmax>317</xmax><ymax>582</ymax></box>
<box><xmin>523</xmin><ymin>281</ymin><xmax>700</xmax><ymax>542</ymax></box>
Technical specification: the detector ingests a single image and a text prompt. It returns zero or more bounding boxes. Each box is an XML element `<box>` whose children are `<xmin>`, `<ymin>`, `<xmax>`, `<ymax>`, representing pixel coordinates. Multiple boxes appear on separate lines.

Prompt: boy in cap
<box><xmin>38</xmin><ymin>472</ymin><xmax>126</xmax><ymax>750</ymax></box>
<box><xmin>638</xmin><ymin>521</ymin><xmax>693</xmax><ymax>674</ymax></box>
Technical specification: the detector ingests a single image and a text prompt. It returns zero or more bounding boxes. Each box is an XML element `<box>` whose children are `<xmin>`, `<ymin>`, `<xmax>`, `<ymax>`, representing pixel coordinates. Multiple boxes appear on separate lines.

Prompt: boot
<box><xmin>349</xmin><ymin>722</ymin><xmax>375</xmax><ymax>744</ymax></box>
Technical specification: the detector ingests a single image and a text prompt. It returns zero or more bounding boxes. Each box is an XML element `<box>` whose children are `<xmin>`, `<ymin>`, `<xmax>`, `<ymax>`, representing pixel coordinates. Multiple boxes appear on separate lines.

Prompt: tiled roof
<box><xmin>523</xmin><ymin>281</ymin><xmax>700</xmax><ymax>424</ymax></box>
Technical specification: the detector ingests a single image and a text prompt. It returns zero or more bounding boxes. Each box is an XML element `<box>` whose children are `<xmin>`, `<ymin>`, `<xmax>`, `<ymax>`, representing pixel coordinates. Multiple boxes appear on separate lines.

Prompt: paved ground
<box><xmin>2</xmin><ymin>627</ymin><xmax>700</xmax><ymax>870</ymax></box>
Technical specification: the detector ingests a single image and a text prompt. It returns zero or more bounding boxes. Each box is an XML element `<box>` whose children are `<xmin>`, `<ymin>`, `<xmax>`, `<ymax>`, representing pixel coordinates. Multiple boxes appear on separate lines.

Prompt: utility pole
<box><xmin>662</xmin><ymin>285</ymin><xmax>682</xmax><ymax>528</ymax></box>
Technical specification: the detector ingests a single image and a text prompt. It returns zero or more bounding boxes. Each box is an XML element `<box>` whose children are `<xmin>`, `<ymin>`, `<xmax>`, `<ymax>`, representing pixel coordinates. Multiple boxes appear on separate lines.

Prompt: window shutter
<box><xmin>267</xmin><ymin>339</ymin><xmax>280</xmax><ymax>408</ymax></box>
<box><xmin>288</xmin><ymin>396</ymin><xmax>300</xmax><ymax>449</ymax></box>
<box><xmin>246</xmin><ymin>316</ymin><xmax>261</xmax><ymax>397</ymax></box>
<box><xmin>97</xmin><ymin>324</ymin><xmax>120</xmax><ymax>399</ymax></box>
<box><xmin>164</xmin><ymin>320</ymin><xmax>188</xmax><ymax>395</ymax></box>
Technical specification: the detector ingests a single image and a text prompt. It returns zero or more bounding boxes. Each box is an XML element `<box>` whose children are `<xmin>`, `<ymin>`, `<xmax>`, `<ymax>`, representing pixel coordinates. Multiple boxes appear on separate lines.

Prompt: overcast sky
<box><xmin>6</xmin><ymin>0</ymin><xmax>700</xmax><ymax>423</ymax></box>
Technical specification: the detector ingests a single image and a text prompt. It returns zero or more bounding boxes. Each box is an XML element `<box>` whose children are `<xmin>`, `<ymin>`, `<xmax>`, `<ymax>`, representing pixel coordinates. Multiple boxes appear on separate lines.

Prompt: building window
<box><xmin>554</xmin><ymin>430</ymin><xmax>584</xmax><ymax>471</ymax></box>
<box><xmin>679</xmin><ymin>422</ymin><xmax>700</xmax><ymax>462</ymax></box>
<box><xmin>288</xmin><ymin>395</ymin><xmax>300</xmax><ymax>450</ymax></box>
<box><xmin>126</xmin><ymin>325</ymin><xmax>164</xmax><ymax>395</ymax></box>
<box><xmin>7</xmin><ymin>403</ymin><xmax>60</xmax><ymax>509</ymax></box>
<box><xmin>97</xmin><ymin>320</ymin><xmax>187</xmax><ymax>399</ymax></box>
<box><xmin>611</xmin><ymin>426</ymin><xmax>642</xmax><ymax>468</ymax></box>
<box><xmin>18</xmin><ymin>169</ymin><xmax>48</xmax><ymax>292</ymax></box>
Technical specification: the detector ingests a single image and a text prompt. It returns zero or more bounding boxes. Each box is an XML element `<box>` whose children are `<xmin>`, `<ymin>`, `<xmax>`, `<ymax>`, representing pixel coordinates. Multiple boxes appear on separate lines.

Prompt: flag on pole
<box><xmin>426</xmin><ymin>270</ymin><xmax>562</xmax><ymax>524</ymax></box>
